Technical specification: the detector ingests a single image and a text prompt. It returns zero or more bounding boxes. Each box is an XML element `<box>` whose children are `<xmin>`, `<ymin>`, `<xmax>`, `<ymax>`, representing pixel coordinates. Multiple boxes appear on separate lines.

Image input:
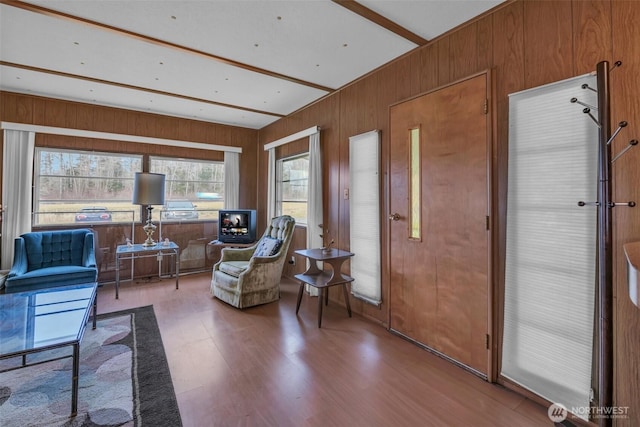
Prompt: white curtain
<box><xmin>224</xmin><ymin>151</ymin><xmax>239</xmax><ymax>209</ymax></box>
<box><xmin>502</xmin><ymin>74</ymin><xmax>597</xmax><ymax>418</ymax></box>
<box><xmin>266</xmin><ymin>148</ymin><xmax>276</xmax><ymax>222</ymax></box>
<box><xmin>349</xmin><ymin>130</ymin><xmax>382</xmax><ymax>305</ymax></box>
<box><xmin>2</xmin><ymin>130</ymin><xmax>35</xmax><ymax>270</ymax></box>
<box><xmin>306</xmin><ymin>131</ymin><xmax>323</xmax><ymax>296</ymax></box>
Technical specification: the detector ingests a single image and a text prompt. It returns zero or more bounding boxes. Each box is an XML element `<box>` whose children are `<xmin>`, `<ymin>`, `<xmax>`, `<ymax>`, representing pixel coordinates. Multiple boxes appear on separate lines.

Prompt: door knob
<box><xmin>388</xmin><ymin>213</ymin><xmax>401</xmax><ymax>221</ymax></box>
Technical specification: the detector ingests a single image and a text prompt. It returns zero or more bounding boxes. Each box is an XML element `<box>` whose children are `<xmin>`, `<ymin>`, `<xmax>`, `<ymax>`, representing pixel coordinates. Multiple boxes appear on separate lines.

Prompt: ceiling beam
<box><xmin>332</xmin><ymin>0</ymin><xmax>428</xmax><ymax>46</ymax></box>
<box><xmin>1</xmin><ymin>61</ymin><xmax>285</xmax><ymax>118</ymax></box>
<box><xmin>1</xmin><ymin>0</ymin><xmax>335</xmax><ymax>93</ymax></box>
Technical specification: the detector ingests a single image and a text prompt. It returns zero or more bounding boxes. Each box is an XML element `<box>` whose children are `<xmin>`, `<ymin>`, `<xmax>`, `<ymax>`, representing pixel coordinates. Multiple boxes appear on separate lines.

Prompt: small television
<box><xmin>218</xmin><ymin>209</ymin><xmax>257</xmax><ymax>244</ymax></box>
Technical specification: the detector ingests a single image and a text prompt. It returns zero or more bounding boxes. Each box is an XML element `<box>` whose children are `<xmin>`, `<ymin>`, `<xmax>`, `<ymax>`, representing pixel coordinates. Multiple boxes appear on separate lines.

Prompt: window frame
<box><xmin>276</xmin><ymin>152</ymin><xmax>309</xmax><ymax>225</ymax></box>
<box><xmin>149</xmin><ymin>156</ymin><xmax>226</xmax><ymax>223</ymax></box>
<box><xmin>33</xmin><ymin>147</ymin><xmax>142</xmax><ymax>225</ymax></box>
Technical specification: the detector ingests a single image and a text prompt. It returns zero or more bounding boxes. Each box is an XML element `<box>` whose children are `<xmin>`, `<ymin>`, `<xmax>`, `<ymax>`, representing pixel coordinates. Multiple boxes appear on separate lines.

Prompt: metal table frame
<box><xmin>0</xmin><ymin>282</ymin><xmax>98</xmax><ymax>416</ymax></box>
<box><xmin>115</xmin><ymin>241</ymin><xmax>180</xmax><ymax>298</ymax></box>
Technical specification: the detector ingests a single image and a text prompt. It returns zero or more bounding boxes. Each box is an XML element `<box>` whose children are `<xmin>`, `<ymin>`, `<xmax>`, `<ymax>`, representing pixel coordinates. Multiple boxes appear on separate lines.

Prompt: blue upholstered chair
<box><xmin>5</xmin><ymin>229</ymin><xmax>98</xmax><ymax>293</ymax></box>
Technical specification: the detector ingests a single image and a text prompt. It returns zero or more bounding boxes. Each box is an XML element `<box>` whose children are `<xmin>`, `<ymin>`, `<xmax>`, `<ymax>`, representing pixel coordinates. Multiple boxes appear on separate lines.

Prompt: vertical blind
<box><xmin>502</xmin><ymin>74</ymin><xmax>598</xmax><ymax>418</ymax></box>
<box><xmin>349</xmin><ymin>130</ymin><xmax>382</xmax><ymax>305</ymax></box>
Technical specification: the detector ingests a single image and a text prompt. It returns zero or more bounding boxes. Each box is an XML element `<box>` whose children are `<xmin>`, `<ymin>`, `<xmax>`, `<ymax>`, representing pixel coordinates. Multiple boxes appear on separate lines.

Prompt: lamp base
<box><xmin>142</xmin><ymin>206</ymin><xmax>157</xmax><ymax>247</ymax></box>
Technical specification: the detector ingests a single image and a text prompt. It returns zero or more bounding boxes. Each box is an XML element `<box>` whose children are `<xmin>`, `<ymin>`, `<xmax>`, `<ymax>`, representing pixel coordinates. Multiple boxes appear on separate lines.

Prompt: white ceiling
<box><xmin>0</xmin><ymin>0</ymin><xmax>503</xmax><ymax>130</ymax></box>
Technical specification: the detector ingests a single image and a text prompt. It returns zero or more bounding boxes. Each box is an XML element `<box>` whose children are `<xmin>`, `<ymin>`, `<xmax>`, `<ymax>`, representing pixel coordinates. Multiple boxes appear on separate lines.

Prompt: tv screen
<box><xmin>218</xmin><ymin>210</ymin><xmax>257</xmax><ymax>244</ymax></box>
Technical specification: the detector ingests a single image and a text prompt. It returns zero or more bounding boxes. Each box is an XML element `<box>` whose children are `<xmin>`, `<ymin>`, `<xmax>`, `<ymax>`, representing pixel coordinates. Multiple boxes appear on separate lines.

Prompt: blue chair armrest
<box><xmin>83</xmin><ymin>232</ymin><xmax>97</xmax><ymax>268</ymax></box>
<box><xmin>8</xmin><ymin>237</ymin><xmax>27</xmax><ymax>278</ymax></box>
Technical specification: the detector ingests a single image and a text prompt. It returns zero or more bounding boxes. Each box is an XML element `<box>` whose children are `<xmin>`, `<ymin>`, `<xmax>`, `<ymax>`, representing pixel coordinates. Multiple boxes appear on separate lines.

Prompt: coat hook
<box><xmin>610</xmin><ymin>60</ymin><xmax>622</xmax><ymax>72</ymax></box>
<box><xmin>581</xmin><ymin>83</ymin><xmax>597</xmax><ymax>93</ymax></box>
<box><xmin>611</xmin><ymin>139</ymin><xmax>639</xmax><ymax>163</ymax></box>
<box><xmin>610</xmin><ymin>201</ymin><xmax>636</xmax><ymax>208</ymax></box>
<box><xmin>606</xmin><ymin>121</ymin><xmax>628</xmax><ymax>145</ymax></box>
<box><xmin>583</xmin><ymin>108</ymin><xmax>601</xmax><ymax>127</ymax></box>
<box><xmin>571</xmin><ymin>97</ymin><xmax>598</xmax><ymax>111</ymax></box>
<box><xmin>578</xmin><ymin>201</ymin><xmax>600</xmax><ymax>207</ymax></box>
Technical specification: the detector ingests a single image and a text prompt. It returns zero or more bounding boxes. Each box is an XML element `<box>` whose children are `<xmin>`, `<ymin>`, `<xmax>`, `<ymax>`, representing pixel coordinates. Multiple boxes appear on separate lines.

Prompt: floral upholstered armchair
<box><xmin>211</xmin><ymin>215</ymin><xmax>295</xmax><ymax>309</ymax></box>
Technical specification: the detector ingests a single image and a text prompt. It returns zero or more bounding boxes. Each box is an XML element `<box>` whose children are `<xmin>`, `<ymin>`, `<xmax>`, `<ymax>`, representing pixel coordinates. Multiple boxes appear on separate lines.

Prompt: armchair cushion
<box><xmin>219</xmin><ymin>261</ymin><xmax>249</xmax><ymax>278</ymax></box>
<box><xmin>254</xmin><ymin>237</ymin><xmax>283</xmax><ymax>257</ymax></box>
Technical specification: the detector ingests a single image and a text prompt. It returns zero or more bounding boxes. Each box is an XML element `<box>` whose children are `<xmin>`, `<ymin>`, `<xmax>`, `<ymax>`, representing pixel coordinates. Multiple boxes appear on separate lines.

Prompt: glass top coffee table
<box><xmin>0</xmin><ymin>282</ymin><xmax>98</xmax><ymax>416</ymax></box>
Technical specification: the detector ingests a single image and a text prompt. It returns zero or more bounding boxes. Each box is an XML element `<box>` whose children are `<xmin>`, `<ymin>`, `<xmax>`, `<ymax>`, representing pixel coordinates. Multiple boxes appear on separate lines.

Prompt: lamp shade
<box><xmin>132</xmin><ymin>172</ymin><xmax>166</xmax><ymax>205</ymax></box>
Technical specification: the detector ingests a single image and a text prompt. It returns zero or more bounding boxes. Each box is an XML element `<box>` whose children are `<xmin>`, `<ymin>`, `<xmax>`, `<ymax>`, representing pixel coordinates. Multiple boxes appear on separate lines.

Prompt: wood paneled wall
<box><xmin>0</xmin><ymin>91</ymin><xmax>259</xmax><ymax>210</ymax></box>
<box><xmin>257</xmin><ymin>0</ymin><xmax>640</xmax><ymax>422</ymax></box>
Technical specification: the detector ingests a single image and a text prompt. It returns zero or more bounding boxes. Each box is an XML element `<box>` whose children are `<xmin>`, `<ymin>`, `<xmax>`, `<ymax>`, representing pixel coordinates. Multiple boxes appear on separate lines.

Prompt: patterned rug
<box><xmin>0</xmin><ymin>305</ymin><xmax>182</xmax><ymax>426</ymax></box>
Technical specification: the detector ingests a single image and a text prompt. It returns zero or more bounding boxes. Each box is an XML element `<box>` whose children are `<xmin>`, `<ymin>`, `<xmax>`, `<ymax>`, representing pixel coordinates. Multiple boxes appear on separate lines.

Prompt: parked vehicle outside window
<box><xmin>74</xmin><ymin>207</ymin><xmax>113</xmax><ymax>222</ymax></box>
<box><xmin>162</xmin><ymin>200</ymin><xmax>198</xmax><ymax>220</ymax></box>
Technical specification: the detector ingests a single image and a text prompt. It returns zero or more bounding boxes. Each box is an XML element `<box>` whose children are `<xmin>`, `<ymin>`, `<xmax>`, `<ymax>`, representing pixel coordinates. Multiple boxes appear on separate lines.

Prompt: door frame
<box><xmin>384</xmin><ymin>69</ymin><xmax>498</xmax><ymax>381</ymax></box>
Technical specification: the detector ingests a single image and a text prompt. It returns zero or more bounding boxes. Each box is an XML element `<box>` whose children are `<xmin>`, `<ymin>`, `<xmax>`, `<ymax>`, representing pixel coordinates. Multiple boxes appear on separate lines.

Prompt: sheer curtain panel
<box><xmin>224</xmin><ymin>151</ymin><xmax>239</xmax><ymax>209</ymax></box>
<box><xmin>266</xmin><ymin>148</ymin><xmax>276</xmax><ymax>221</ymax></box>
<box><xmin>2</xmin><ymin>130</ymin><xmax>35</xmax><ymax>269</ymax></box>
<box><xmin>305</xmin><ymin>131</ymin><xmax>322</xmax><ymax>296</ymax></box>
<box><xmin>502</xmin><ymin>74</ymin><xmax>598</xmax><ymax>418</ymax></box>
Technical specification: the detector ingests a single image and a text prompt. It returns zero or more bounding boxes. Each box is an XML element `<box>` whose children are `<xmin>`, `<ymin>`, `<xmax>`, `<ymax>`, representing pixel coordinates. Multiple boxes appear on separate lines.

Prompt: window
<box><xmin>349</xmin><ymin>130</ymin><xmax>382</xmax><ymax>305</ymax></box>
<box><xmin>33</xmin><ymin>148</ymin><xmax>142</xmax><ymax>225</ymax></box>
<box><xmin>409</xmin><ymin>127</ymin><xmax>421</xmax><ymax>240</ymax></box>
<box><xmin>276</xmin><ymin>154</ymin><xmax>309</xmax><ymax>224</ymax></box>
<box><xmin>150</xmin><ymin>157</ymin><xmax>225</xmax><ymax>221</ymax></box>
<box><xmin>502</xmin><ymin>74</ymin><xmax>598</xmax><ymax>418</ymax></box>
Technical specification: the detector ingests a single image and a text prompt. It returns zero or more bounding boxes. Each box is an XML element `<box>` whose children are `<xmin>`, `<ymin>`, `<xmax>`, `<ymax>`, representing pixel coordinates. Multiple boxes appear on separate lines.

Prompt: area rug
<box><xmin>0</xmin><ymin>305</ymin><xmax>182</xmax><ymax>427</ymax></box>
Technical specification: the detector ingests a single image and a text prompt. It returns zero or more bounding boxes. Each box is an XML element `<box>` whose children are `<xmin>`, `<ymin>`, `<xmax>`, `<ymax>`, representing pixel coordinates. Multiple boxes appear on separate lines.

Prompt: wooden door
<box><xmin>389</xmin><ymin>73</ymin><xmax>491</xmax><ymax>376</ymax></box>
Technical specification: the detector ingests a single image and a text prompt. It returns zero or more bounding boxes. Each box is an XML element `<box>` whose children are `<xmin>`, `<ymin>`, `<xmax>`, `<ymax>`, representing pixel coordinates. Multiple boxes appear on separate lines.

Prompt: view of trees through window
<box><xmin>33</xmin><ymin>149</ymin><xmax>226</xmax><ymax>225</ymax></box>
<box><xmin>34</xmin><ymin>148</ymin><xmax>142</xmax><ymax>225</ymax></box>
<box><xmin>277</xmin><ymin>154</ymin><xmax>309</xmax><ymax>224</ymax></box>
<box><xmin>150</xmin><ymin>157</ymin><xmax>224</xmax><ymax>220</ymax></box>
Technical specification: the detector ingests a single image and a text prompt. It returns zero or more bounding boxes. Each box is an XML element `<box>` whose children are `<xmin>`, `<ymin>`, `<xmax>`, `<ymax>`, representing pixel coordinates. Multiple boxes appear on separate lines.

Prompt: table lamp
<box><xmin>132</xmin><ymin>172</ymin><xmax>166</xmax><ymax>247</ymax></box>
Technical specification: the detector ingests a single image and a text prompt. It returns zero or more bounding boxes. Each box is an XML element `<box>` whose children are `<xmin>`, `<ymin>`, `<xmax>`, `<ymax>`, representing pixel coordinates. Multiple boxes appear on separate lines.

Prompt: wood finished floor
<box><xmin>97</xmin><ymin>272</ymin><xmax>550</xmax><ymax>427</ymax></box>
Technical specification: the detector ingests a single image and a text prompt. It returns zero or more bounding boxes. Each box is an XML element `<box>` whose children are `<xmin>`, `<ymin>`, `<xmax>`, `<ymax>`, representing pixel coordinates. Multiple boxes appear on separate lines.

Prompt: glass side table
<box><xmin>115</xmin><ymin>241</ymin><xmax>180</xmax><ymax>299</ymax></box>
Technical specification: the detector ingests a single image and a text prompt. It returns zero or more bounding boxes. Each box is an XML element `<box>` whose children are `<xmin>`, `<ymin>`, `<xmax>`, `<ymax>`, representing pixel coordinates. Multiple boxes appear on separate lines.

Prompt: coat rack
<box><xmin>573</xmin><ymin>60</ymin><xmax>637</xmax><ymax>427</ymax></box>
